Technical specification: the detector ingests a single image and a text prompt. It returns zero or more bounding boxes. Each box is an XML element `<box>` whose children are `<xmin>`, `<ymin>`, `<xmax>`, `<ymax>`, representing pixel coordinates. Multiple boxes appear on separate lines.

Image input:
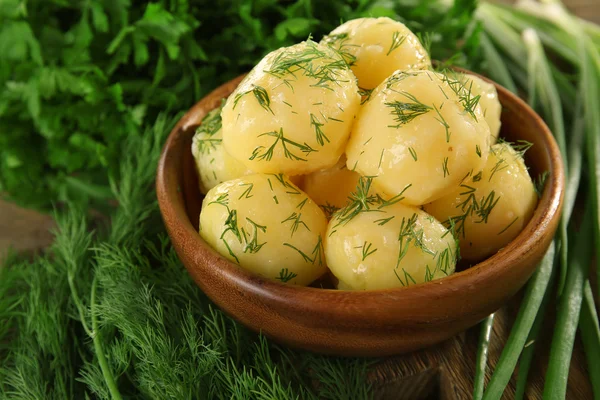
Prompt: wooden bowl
<box><xmin>156</xmin><ymin>73</ymin><xmax>564</xmax><ymax>357</ymax></box>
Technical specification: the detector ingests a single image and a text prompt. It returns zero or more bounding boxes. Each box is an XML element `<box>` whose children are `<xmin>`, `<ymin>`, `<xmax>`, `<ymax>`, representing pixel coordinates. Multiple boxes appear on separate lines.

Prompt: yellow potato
<box><xmin>191</xmin><ymin>106</ymin><xmax>252</xmax><ymax>194</ymax></box>
<box><xmin>462</xmin><ymin>73</ymin><xmax>502</xmax><ymax>143</ymax></box>
<box><xmin>325</xmin><ymin>183</ymin><xmax>457</xmax><ymax>290</ymax></box>
<box><xmin>200</xmin><ymin>173</ymin><xmax>328</xmax><ymax>286</ymax></box>
<box><xmin>345</xmin><ymin>70</ymin><xmax>491</xmax><ymax>206</ymax></box>
<box><xmin>424</xmin><ymin>142</ymin><xmax>537</xmax><ymax>262</ymax></box>
<box><xmin>221</xmin><ymin>40</ymin><xmax>361</xmax><ymax>176</ymax></box>
<box><xmin>320</xmin><ymin>17</ymin><xmax>431</xmax><ymax>90</ymax></box>
<box><xmin>300</xmin><ymin>157</ymin><xmax>360</xmax><ymax>217</ymax></box>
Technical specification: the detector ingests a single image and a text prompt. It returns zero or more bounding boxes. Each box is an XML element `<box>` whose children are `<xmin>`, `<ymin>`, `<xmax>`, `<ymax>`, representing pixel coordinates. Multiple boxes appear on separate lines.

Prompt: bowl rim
<box><xmin>156</xmin><ymin>70</ymin><xmax>564</xmax><ymax>306</ymax></box>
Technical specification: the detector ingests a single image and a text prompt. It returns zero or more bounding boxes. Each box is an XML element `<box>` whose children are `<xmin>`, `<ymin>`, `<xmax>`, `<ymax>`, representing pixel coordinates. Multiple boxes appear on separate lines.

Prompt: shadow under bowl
<box><xmin>156</xmin><ymin>72</ymin><xmax>564</xmax><ymax>357</ymax></box>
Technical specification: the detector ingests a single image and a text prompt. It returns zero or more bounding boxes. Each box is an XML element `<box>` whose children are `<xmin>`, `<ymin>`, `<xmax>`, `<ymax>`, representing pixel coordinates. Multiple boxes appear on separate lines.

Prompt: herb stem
<box><xmin>67</xmin><ymin>272</ymin><xmax>94</xmax><ymax>338</ymax></box>
<box><xmin>514</xmin><ymin>252</ymin><xmax>557</xmax><ymax>400</ymax></box>
<box><xmin>91</xmin><ymin>275</ymin><xmax>124</xmax><ymax>400</ymax></box>
<box><xmin>543</xmin><ymin>208</ymin><xmax>592</xmax><ymax>400</ymax></box>
<box><xmin>482</xmin><ymin>241</ymin><xmax>555</xmax><ymax>400</ymax></box>
<box><xmin>579</xmin><ymin>280</ymin><xmax>600</xmax><ymax>400</ymax></box>
<box><xmin>524</xmin><ymin>28</ymin><xmax>570</xmax><ymax>295</ymax></box>
<box><xmin>473</xmin><ymin>314</ymin><xmax>495</xmax><ymax>400</ymax></box>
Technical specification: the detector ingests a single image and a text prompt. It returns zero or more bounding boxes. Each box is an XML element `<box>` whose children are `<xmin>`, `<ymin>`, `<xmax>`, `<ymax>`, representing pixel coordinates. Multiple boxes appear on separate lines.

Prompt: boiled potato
<box><xmin>191</xmin><ymin>106</ymin><xmax>252</xmax><ymax>194</ymax></box>
<box><xmin>221</xmin><ymin>40</ymin><xmax>361</xmax><ymax>176</ymax></box>
<box><xmin>424</xmin><ymin>142</ymin><xmax>537</xmax><ymax>262</ymax></box>
<box><xmin>320</xmin><ymin>17</ymin><xmax>431</xmax><ymax>90</ymax></box>
<box><xmin>301</xmin><ymin>156</ymin><xmax>360</xmax><ymax>217</ymax></box>
<box><xmin>200</xmin><ymin>173</ymin><xmax>328</xmax><ymax>285</ymax></box>
<box><xmin>325</xmin><ymin>186</ymin><xmax>457</xmax><ymax>290</ymax></box>
<box><xmin>462</xmin><ymin>73</ymin><xmax>502</xmax><ymax>143</ymax></box>
<box><xmin>345</xmin><ymin>70</ymin><xmax>491</xmax><ymax>206</ymax></box>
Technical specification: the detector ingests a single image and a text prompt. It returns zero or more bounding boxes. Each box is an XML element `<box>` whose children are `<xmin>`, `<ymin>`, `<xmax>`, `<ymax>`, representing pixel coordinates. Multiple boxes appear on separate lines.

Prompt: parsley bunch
<box><xmin>0</xmin><ymin>0</ymin><xmax>479</xmax><ymax>210</ymax></box>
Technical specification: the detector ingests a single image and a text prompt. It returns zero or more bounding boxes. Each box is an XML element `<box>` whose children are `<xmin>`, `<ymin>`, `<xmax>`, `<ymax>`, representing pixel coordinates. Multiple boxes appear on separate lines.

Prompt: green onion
<box><xmin>564</xmin><ymin>102</ymin><xmax>585</xmax><ymax>223</ymax></box>
<box><xmin>514</xmin><ymin>262</ymin><xmax>556</xmax><ymax>400</ymax></box>
<box><xmin>579</xmin><ymin>281</ymin><xmax>600</xmax><ymax>400</ymax></box>
<box><xmin>580</xmin><ymin>40</ymin><xmax>600</xmax><ymax>303</ymax></box>
<box><xmin>481</xmin><ymin>242</ymin><xmax>556</xmax><ymax>400</ymax></box>
<box><xmin>523</xmin><ymin>28</ymin><xmax>569</xmax><ymax>294</ymax></box>
<box><xmin>476</xmin><ymin>5</ymin><xmax>528</xmax><ymax>70</ymax></box>
<box><xmin>480</xmin><ymin>32</ymin><xmax>518</xmax><ymax>93</ymax></box>
<box><xmin>543</xmin><ymin>206</ymin><xmax>594</xmax><ymax>400</ymax></box>
<box><xmin>486</xmin><ymin>2</ymin><xmax>578</xmax><ymax>65</ymax></box>
<box><xmin>473</xmin><ymin>314</ymin><xmax>495</xmax><ymax>400</ymax></box>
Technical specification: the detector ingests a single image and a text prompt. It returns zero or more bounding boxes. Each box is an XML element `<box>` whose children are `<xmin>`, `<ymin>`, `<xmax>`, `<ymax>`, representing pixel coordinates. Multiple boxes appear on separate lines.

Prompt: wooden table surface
<box><xmin>1</xmin><ymin>1</ymin><xmax>598</xmax><ymax>399</ymax></box>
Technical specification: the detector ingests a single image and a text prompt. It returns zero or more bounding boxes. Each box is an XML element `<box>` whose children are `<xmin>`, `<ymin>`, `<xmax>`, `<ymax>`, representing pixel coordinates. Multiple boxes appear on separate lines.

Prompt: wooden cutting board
<box><xmin>0</xmin><ymin>195</ymin><xmax>594</xmax><ymax>399</ymax></box>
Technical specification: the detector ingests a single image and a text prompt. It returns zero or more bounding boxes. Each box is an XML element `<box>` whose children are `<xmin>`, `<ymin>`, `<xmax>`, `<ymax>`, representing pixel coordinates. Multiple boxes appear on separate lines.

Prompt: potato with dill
<box><xmin>300</xmin><ymin>156</ymin><xmax>360</xmax><ymax>218</ymax></box>
<box><xmin>192</xmin><ymin>103</ymin><xmax>252</xmax><ymax>194</ymax></box>
<box><xmin>345</xmin><ymin>70</ymin><xmax>492</xmax><ymax>206</ymax></box>
<box><xmin>221</xmin><ymin>40</ymin><xmax>361</xmax><ymax>176</ymax></box>
<box><xmin>325</xmin><ymin>178</ymin><xmax>457</xmax><ymax>290</ymax></box>
<box><xmin>199</xmin><ymin>173</ymin><xmax>328</xmax><ymax>285</ymax></box>
<box><xmin>461</xmin><ymin>73</ymin><xmax>502</xmax><ymax>143</ymax></box>
<box><xmin>424</xmin><ymin>141</ymin><xmax>537</xmax><ymax>262</ymax></box>
<box><xmin>320</xmin><ymin>17</ymin><xmax>431</xmax><ymax>90</ymax></box>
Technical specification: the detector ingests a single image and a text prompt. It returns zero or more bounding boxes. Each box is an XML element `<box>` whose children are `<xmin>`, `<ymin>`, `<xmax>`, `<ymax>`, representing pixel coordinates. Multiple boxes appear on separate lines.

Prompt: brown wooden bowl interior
<box><xmin>157</xmin><ymin>72</ymin><xmax>564</xmax><ymax>357</ymax></box>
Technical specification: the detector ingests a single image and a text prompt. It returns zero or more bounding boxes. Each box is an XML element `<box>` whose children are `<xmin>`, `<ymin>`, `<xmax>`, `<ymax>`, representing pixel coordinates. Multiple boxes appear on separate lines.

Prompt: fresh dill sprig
<box><xmin>357</xmin><ymin>241</ymin><xmax>378</xmax><ymax>261</ymax></box>
<box><xmin>440</xmin><ymin>72</ymin><xmax>482</xmax><ymax>120</ymax></box>
<box><xmin>395</xmin><ymin>213</ymin><xmax>435</xmax><ymax>270</ymax></box>
<box><xmin>276</xmin><ymin>268</ymin><xmax>298</xmax><ymax>283</ymax></box>
<box><xmin>416</xmin><ymin>32</ymin><xmax>433</xmax><ymax>55</ymax></box>
<box><xmin>281</xmin><ymin>211</ymin><xmax>310</xmax><ymax>237</ymax></box>
<box><xmin>488</xmin><ymin>157</ymin><xmax>508</xmax><ymax>182</ymax></box>
<box><xmin>498</xmin><ymin>216</ymin><xmax>519</xmax><ymax>235</ymax></box>
<box><xmin>534</xmin><ymin>171</ymin><xmax>549</xmax><ymax>197</ymax></box>
<box><xmin>241</xmin><ymin>218</ymin><xmax>267</xmax><ymax>254</ymax></box>
<box><xmin>387</xmin><ymin>31</ymin><xmax>406</xmax><ymax>56</ymax></box>
<box><xmin>195</xmin><ymin>104</ymin><xmax>224</xmax><ymax>137</ymax></box>
<box><xmin>393</xmin><ymin>268</ymin><xmax>417</xmax><ymax>287</ymax></box>
<box><xmin>195</xmin><ymin>137</ymin><xmax>222</xmax><ymax>154</ymax></box>
<box><xmin>265</xmin><ymin>40</ymin><xmax>349</xmax><ymax>92</ymax></box>
<box><xmin>443</xmin><ymin>184</ymin><xmax>502</xmax><ymax>238</ymax></box>
<box><xmin>433</xmin><ymin>104</ymin><xmax>451</xmax><ymax>142</ymax></box>
<box><xmin>408</xmin><ymin>147</ymin><xmax>418</xmax><ymax>161</ymax></box>
<box><xmin>330</xmin><ymin>177</ymin><xmax>381</xmax><ymax>232</ymax></box>
<box><xmin>238</xmin><ymin>182</ymin><xmax>255</xmax><ymax>200</ymax></box>
<box><xmin>376</xmin><ymin>184</ymin><xmax>412</xmax><ymax>208</ymax></box>
<box><xmin>358</xmin><ymin>87</ymin><xmax>374</xmax><ymax>104</ymax></box>
<box><xmin>233</xmin><ymin>85</ymin><xmax>274</xmax><ymax>114</ymax></box>
<box><xmin>385</xmin><ymin>92</ymin><xmax>433</xmax><ymax>128</ymax></box>
<box><xmin>442</xmin><ymin>157</ymin><xmax>450</xmax><ymax>177</ymax></box>
<box><xmin>320</xmin><ymin>202</ymin><xmax>340</xmax><ymax>219</ymax></box>
<box><xmin>321</xmin><ymin>32</ymin><xmax>360</xmax><ymax>67</ymax></box>
<box><xmin>374</xmin><ymin>216</ymin><xmax>395</xmax><ymax>226</ymax></box>
<box><xmin>384</xmin><ymin>71</ymin><xmax>421</xmax><ymax>90</ymax></box>
<box><xmin>320</xmin><ymin>32</ymin><xmax>358</xmax><ymax>67</ymax></box>
<box><xmin>284</xmin><ymin>235</ymin><xmax>325</xmax><ymax>266</ymax></box>
<box><xmin>269</xmin><ymin>173</ymin><xmax>301</xmax><ymax>195</ymax></box>
<box><xmin>512</xmin><ymin>139</ymin><xmax>534</xmax><ymax>158</ymax></box>
<box><xmin>250</xmin><ymin>128</ymin><xmax>316</xmax><ymax>162</ymax></box>
<box><xmin>310</xmin><ymin>113</ymin><xmax>330</xmax><ymax>146</ymax></box>
<box><xmin>331</xmin><ymin>177</ymin><xmax>412</xmax><ymax>234</ymax></box>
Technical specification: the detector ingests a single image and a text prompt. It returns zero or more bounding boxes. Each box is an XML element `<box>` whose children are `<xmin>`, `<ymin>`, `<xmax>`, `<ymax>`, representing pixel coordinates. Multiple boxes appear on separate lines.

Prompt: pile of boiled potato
<box><xmin>193</xmin><ymin>17</ymin><xmax>538</xmax><ymax>290</ymax></box>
